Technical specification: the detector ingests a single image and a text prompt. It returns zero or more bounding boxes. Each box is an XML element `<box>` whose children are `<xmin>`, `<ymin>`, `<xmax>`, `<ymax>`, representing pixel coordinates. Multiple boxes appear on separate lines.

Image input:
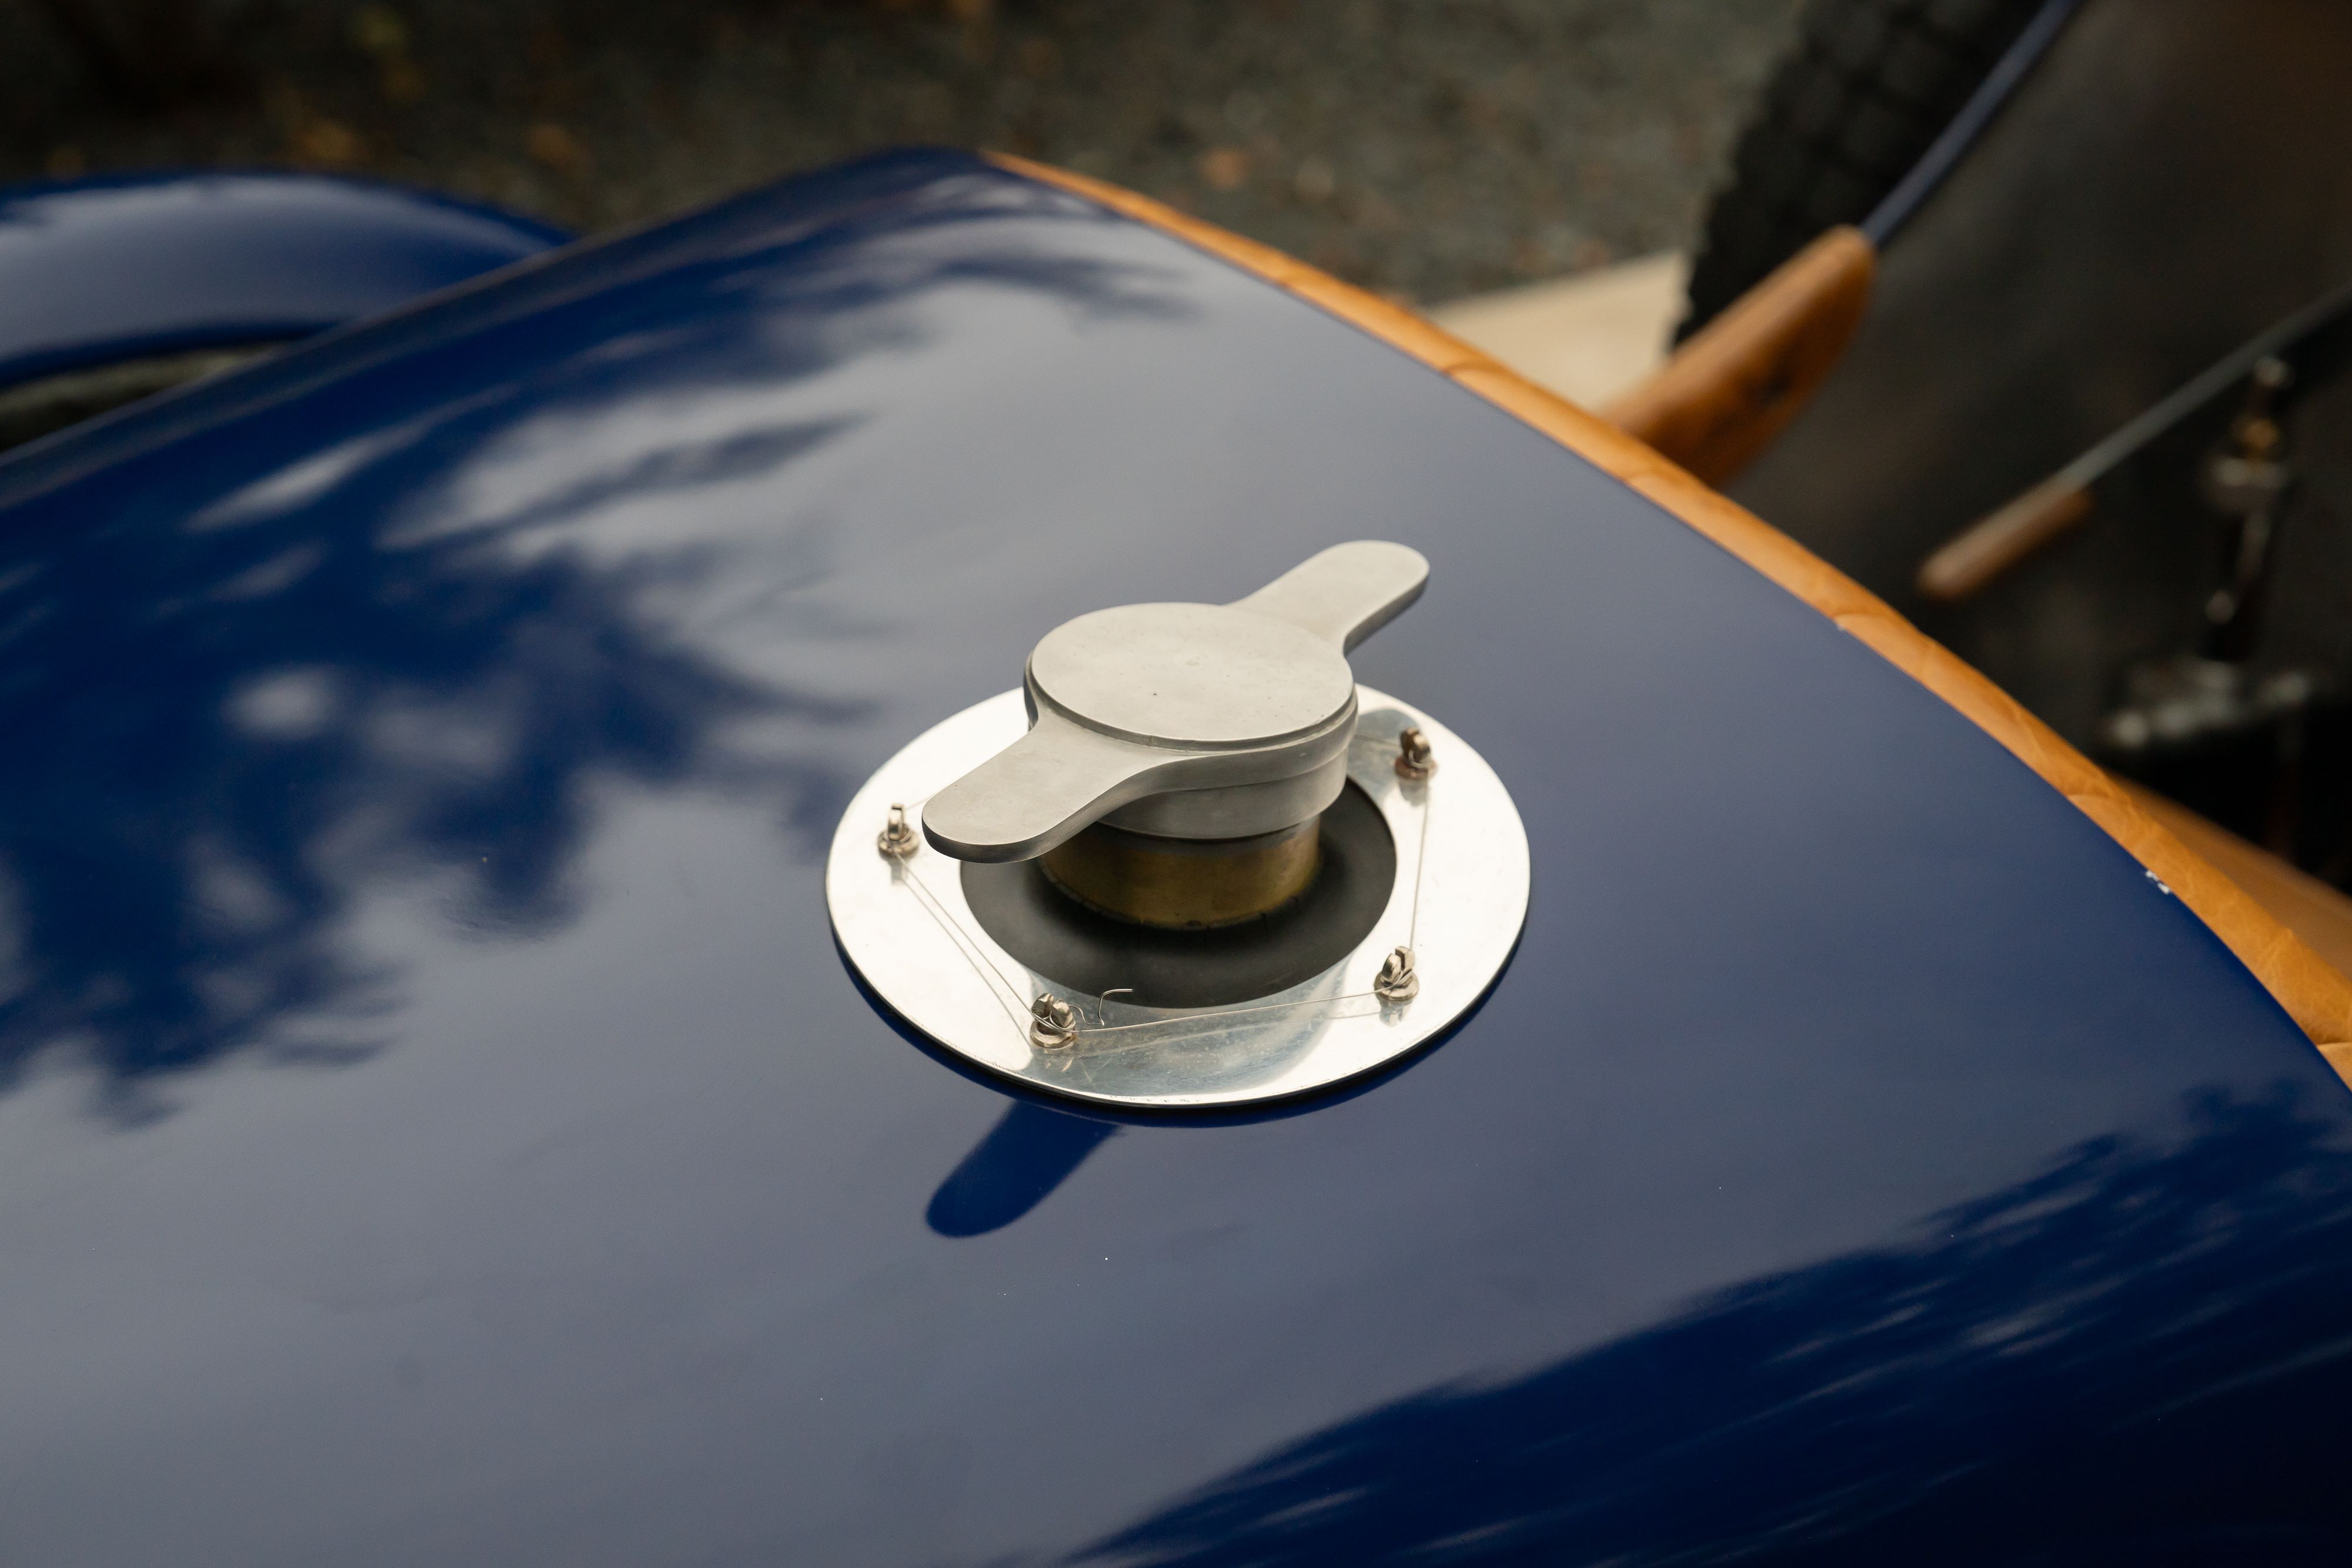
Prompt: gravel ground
<box><xmin>1</xmin><ymin>0</ymin><xmax>1799</xmax><ymax>304</ymax></box>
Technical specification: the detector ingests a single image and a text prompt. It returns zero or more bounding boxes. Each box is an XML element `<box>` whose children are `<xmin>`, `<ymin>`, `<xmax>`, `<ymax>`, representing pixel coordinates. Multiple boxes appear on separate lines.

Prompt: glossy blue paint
<box><xmin>0</xmin><ymin>170</ymin><xmax>569</xmax><ymax>387</ymax></box>
<box><xmin>0</xmin><ymin>150</ymin><xmax>2346</xmax><ymax>1564</ymax></box>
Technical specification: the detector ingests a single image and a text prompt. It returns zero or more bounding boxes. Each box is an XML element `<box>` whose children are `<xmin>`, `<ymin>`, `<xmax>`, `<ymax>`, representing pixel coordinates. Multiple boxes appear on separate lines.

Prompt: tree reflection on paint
<box><xmin>1079</xmin><ymin>1087</ymin><xmax>2352</xmax><ymax>1564</ymax></box>
<box><xmin>0</xmin><ymin>154</ymin><xmax>1191</xmax><ymax>1117</ymax></box>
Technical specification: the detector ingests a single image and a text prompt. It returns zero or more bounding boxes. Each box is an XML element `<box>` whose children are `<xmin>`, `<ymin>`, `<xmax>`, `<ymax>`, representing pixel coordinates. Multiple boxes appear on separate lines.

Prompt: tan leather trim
<box><xmin>989</xmin><ymin>152</ymin><xmax>2352</xmax><ymax>1071</ymax></box>
<box><xmin>1602</xmin><ymin>225</ymin><xmax>1877</xmax><ymax>487</ymax></box>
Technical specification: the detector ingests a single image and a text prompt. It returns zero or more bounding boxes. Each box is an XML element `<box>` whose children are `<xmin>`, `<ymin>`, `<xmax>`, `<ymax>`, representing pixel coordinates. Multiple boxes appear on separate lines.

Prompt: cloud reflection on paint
<box><xmin>0</xmin><ymin>156</ymin><xmax>1195</xmax><ymax>1119</ymax></box>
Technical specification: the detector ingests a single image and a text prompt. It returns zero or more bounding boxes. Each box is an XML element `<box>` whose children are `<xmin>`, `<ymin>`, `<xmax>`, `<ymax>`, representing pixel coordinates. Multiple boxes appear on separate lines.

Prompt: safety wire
<box><xmin>891</xmin><ymin>760</ymin><xmax>1434</xmax><ymax>1055</ymax></box>
<box><xmin>886</xmin><ymin>787</ymin><xmax>1033</xmax><ymax>1040</ymax></box>
<box><xmin>896</xmin><ymin>860</ymin><xmax>1031</xmax><ymax>1038</ymax></box>
<box><xmin>1406</xmin><ymin>783</ymin><xmax>1431</xmax><ymax>954</ymax></box>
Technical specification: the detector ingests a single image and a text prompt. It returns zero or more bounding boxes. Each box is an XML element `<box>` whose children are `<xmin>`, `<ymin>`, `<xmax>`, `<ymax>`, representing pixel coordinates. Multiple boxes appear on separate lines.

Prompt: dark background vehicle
<box><xmin>1729</xmin><ymin>0</ymin><xmax>2352</xmax><ymax>882</ymax></box>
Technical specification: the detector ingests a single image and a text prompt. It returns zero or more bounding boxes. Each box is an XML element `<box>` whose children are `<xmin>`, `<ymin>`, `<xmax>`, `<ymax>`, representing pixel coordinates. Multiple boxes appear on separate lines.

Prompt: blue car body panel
<box><xmin>0</xmin><ymin>170</ymin><xmax>570</xmax><ymax>387</ymax></box>
<box><xmin>0</xmin><ymin>150</ymin><xmax>2346</xmax><ymax>1564</ymax></box>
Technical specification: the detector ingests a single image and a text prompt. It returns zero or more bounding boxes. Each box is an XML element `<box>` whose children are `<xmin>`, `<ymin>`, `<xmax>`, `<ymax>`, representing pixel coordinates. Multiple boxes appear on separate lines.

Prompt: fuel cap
<box><xmin>826</xmin><ymin>541</ymin><xmax>1529</xmax><ymax>1111</ymax></box>
<box><xmin>922</xmin><ymin>540</ymin><xmax>1429</xmax><ymax>861</ymax></box>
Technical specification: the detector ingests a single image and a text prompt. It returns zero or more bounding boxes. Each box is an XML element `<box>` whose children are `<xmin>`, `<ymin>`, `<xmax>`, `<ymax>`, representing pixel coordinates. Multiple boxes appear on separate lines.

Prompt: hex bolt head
<box><xmin>877</xmin><ymin>803</ymin><xmax>920</xmax><ymax>858</ymax></box>
<box><xmin>1374</xmin><ymin>945</ymin><xmax>1420</xmax><ymax>1003</ymax></box>
<box><xmin>1394</xmin><ymin>727</ymin><xmax>1436</xmax><ymax>780</ymax></box>
<box><xmin>1028</xmin><ymin>992</ymin><xmax>1080</xmax><ymax>1049</ymax></box>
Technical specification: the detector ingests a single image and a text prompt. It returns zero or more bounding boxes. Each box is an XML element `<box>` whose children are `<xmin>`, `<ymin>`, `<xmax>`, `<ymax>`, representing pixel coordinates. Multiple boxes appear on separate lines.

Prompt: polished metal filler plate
<box><xmin>826</xmin><ymin>544</ymin><xmax>1531</xmax><ymax>1109</ymax></box>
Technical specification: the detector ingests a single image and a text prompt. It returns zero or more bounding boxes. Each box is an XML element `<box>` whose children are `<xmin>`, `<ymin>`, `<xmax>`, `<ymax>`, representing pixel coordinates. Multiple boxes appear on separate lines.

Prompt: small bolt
<box><xmin>1394</xmin><ymin>727</ymin><xmax>1436</xmax><ymax>780</ymax></box>
<box><xmin>1028</xmin><ymin>992</ymin><xmax>1080</xmax><ymax>1049</ymax></box>
<box><xmin>876</xmin><ymin>802</ymin><xmax>920</xmax><ymax>858</ymax></box>
<box><xmin>1374</xmin><ymin>945</ymin><xmax>1419</xmax><ymax>1004</ymax></box>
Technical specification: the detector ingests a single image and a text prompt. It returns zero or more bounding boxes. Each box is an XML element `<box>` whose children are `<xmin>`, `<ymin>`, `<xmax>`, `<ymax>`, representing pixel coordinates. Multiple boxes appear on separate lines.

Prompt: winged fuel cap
<box><xmin>921</xmin><ymin>540</ymin><xmax>1429</xmax><ymax>862</ymax></box>
<box><xmin>824</xmin><ymin>539</ymin><xmax>1529</xmax><ymax>1111</ymax></box>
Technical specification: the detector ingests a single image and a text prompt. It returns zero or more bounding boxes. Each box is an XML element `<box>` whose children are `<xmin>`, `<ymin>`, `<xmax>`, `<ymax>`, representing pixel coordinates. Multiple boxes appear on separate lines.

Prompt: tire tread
<box><xmin>1678</xmin><ymin>0</ymin><xmax>2047</xmax><ymax>340</ymax></box>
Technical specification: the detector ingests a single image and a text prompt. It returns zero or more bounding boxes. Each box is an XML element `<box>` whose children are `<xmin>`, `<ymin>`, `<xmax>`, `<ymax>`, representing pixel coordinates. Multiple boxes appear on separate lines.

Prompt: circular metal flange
<box><xmin>827</xmin><ymin>687</ymin><xmax>1529</xmax><ymax>1109</ymax></box>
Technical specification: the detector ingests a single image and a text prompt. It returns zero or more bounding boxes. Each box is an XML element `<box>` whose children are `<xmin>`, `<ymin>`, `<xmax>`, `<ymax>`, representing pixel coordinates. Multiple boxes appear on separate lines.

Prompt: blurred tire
<box><xmin>1679</xmin><ymin>0</ymin><xmax>2047</xmax><ymax>339</ymax></box>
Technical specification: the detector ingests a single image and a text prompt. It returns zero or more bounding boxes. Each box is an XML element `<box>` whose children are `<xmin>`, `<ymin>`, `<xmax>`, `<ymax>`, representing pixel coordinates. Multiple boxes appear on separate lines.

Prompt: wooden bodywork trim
<box><xmin>989</xmin><ymin>153</ymin><xmax>2352</xmax><ymax>1071</ymax></box>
